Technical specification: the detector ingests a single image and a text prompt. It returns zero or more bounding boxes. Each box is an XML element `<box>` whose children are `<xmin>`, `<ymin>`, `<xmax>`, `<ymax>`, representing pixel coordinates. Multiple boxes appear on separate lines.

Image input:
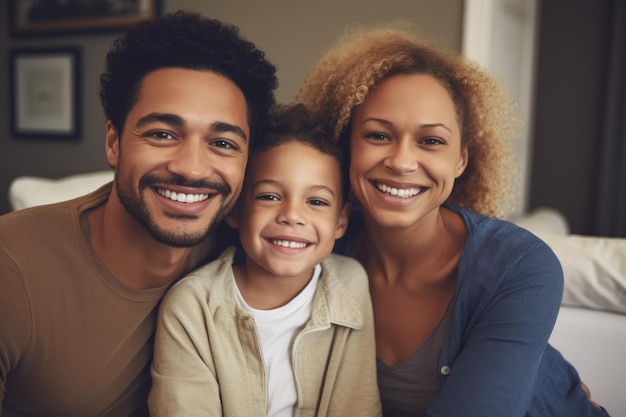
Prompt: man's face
<box><xmin>105</xmin><ymin>68</ymin><xmax>250</xmax><ymax>247</ymax></box>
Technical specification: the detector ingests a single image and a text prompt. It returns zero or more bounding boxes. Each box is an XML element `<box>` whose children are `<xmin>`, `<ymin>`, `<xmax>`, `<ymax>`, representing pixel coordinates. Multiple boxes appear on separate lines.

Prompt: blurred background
<box><xmin>1</xmin><ymin>0</ymin><xmax>624</xmax><ymax>237</ymax></box>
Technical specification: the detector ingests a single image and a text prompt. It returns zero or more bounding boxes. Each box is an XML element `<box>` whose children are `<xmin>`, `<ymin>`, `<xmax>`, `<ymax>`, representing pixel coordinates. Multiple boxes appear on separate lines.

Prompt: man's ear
<box><xmin>334</xmin><ymin>201</ymin><xmax>351</xmax><ymax>240</ymax></box>
<box><xmin>105</xmin><ymin>121</ymin><xmax>120</xmax><ymax>168</ymax></box>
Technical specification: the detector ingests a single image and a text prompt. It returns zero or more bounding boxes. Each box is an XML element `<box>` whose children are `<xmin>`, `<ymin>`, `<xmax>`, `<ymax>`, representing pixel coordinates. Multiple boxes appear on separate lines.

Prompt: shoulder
<box><xmin>449</xmin><ymin>206</ymin><xmax>563</xmax><ymax>297</ymax></box>
<box><xmin>1</xmin><ymin>184</ymin><xmax>109</xmax><ymax>232</ymax></box>
<box><xmin>0</xmin><ymin>202</ymin><xmax>70</xmax><ymax>233</ymax></box>
<box><xmin>321</xmin><ymin>254</ymin><xmax>369</xmax><ymax>293</ymax></box>
<box><xmin>451</xmin><ymin>205</ymin><xmax>559</xmax><ymax>265</ymax></box>
<box><xmin>319</xmin><ymin>254</ymin><xmax>372</xmax><ymax>328</ymax></box>
<box><xmin>0</xmin><ymin>197</ymin><xmax>94</xmax><ymax>261</ymax></box>
<box><xmin>164</xmin><ymin>247</ymin><xmax>237</xmax><ymax>304</ymax></box>
<box><xmin>323</xmin><ymin>253</ymin><xmax>367</xmax><ymax>276</ymax></box>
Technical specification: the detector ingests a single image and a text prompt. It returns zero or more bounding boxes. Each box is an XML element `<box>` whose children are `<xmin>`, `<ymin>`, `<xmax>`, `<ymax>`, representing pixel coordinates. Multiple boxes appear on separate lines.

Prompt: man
<box><xmin>0</xmin><ymin>10</ymin><xmax>277</xmax><ymax>417</ymax></box>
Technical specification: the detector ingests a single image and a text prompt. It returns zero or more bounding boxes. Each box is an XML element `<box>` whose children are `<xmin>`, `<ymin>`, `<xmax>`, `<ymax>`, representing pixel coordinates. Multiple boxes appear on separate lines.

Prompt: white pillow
<box><xmin>538</xmin><ymin>233</ymin><xmax>626</xmax><ymax>314</ymax></box>
<box><xmin>510</xmin><ymin>206</ymin><xmax>570</xmax><ymax>236</ymax></box>
<box><xmin>9</xmin><ymin>170</ymin><xmax>114</xmax><ymax>211</ymax></box>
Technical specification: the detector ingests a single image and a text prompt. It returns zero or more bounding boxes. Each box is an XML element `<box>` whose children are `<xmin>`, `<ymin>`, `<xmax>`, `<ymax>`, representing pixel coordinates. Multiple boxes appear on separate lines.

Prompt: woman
<box><xmin>294</xmin><ymin>27</ymin><xmax>609</xmax><ymax>416</ymax></box>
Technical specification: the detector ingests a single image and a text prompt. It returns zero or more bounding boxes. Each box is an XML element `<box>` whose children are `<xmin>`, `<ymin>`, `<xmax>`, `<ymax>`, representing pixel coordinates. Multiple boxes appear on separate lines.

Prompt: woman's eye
<box><xmin>421</xmin><ymin>137</ymin><xmax>444</xmax><ymax>145</ymax></box>
<box><xmin>364</xmin><ymin>132</ymin><xmax>389</xmax><ymax>141</ymax></box>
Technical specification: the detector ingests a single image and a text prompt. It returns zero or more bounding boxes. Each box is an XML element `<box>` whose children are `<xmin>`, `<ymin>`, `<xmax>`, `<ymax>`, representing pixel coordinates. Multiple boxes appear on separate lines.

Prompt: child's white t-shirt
<box><xmin>233</xmin><ymin>264</ymin><xmax>321</xmax><ymax>417</ymax></box>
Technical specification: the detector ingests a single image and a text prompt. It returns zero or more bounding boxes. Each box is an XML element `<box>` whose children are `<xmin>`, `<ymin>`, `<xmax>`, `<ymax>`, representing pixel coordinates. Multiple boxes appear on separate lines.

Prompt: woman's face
<box><xmin>349</xmin><ymin>73</ymin><xmax>468</xmax><ymax>230</ymax></box>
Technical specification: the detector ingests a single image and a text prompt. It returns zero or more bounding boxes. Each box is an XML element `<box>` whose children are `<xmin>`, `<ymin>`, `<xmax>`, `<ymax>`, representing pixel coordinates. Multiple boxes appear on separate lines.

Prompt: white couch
<box><xmin>8</xmin><ymin>170</ymin><xmax>114</xmax><ymax>211</ymax></box>
<box><xmin>8</xmin><ymin>173</ymin><xmax>626</xmax><ymax>415</ymax></box>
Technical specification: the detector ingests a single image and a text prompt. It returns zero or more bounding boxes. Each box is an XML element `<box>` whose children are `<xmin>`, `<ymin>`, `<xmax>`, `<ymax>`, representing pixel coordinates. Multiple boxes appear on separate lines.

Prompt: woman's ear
<box><xmin>455</xmin><ymin>147</ymin><xmax>469</xmax><ymax>178</ymax></box>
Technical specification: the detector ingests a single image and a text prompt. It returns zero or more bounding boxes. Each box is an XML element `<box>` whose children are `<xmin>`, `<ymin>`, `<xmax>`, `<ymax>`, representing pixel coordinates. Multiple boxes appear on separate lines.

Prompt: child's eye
<box><xmin>308</xmin><ymin>199</ymin><xmax>329</xmax><ymax>207</ymax></box>
<box><xmin>256</xmin><ymin>194</ymin><xmax>280</xmax><ymax>201</ymax></box>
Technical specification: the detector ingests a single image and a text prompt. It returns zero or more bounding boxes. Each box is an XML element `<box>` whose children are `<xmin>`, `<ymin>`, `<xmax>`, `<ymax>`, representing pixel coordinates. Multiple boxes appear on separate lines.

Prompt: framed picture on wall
<box><xmin>9</xmin><ymin>0</ymin><xmax>161</xmax><ymax>36</ymax></box>
<box><xmin>10</xmin><ymin>48</ymin><xmax>81</xmax><ymax>140</ymax></box>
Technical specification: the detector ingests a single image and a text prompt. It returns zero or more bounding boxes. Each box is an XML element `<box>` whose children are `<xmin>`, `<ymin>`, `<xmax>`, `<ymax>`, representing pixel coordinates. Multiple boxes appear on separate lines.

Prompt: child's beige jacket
<box><xmin>149</xmin><ymin>246</ymin><xmax>382</xmax><ymax>417</ymax></box>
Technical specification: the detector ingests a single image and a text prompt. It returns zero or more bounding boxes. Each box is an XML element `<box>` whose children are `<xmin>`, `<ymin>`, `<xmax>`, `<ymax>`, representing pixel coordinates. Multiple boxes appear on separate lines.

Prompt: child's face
<box><xmin>233</xmin><ymin>140</ymin><xmax>349</xmax><ymax>281</ymax></box>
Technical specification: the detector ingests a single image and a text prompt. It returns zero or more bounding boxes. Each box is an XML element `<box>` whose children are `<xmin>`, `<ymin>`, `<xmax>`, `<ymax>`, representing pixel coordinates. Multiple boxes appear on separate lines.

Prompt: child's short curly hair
<box><xmin>294</xmin><ymin>26</ymin><xmax>520</xmax><ymax>218</ymax></box>
<box><xmin>99</xmin><ymin>10</ymin><xmax>278</xmax><ymax>146</ymax></box>
<box><xmin>254</xmin><ymin>104</ymin><xmax>348</xmax><ymax>203</ymax></box>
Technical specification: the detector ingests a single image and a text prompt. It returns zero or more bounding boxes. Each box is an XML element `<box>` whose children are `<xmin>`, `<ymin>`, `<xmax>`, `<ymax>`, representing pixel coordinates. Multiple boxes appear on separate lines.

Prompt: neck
<box><xmin>356</xmin><ymin>207</ymin><xmax>465</xmax><ymax>288</ymax></box>
<box><xmin>232</xmin><ymin>261</ymin><xmax>316</xmax><ymax>310</ymax></box>
<box><xmin>88</xmin><ymin>196</ymin><xmax>192</xmax><ymax>290</ymax></box>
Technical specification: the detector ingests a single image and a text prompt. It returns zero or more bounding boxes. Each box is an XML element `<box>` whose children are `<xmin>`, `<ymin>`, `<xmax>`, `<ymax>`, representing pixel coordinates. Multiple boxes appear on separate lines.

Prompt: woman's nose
<box><xmin>384</xmin><ymin>141</ymin><xmax>419</xmax><ymax>174</ymax></box>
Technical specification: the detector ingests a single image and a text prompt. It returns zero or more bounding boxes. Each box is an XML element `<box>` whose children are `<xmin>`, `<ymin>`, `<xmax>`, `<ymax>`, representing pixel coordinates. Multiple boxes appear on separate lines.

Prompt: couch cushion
<box><xmin>549</xmin><ymin>306</ymin><xmax>626</xmax><ymax>416</ymax></box>
<box><xmin>9</xmin><ymin>170</ymin><xmax>114</xmax><ymax>211</ymax></box>
<box><xmin>539</xmin><ymin>233</ymin><xmax>626</xmax><ymax>314</ymax></box>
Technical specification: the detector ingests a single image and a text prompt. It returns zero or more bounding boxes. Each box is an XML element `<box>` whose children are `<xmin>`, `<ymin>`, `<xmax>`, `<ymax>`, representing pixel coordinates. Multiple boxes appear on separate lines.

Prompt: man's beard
<box><xmin>116</xmin><ymin>172</ymin><xmax>235</xmax><ymax>248</ymax></box>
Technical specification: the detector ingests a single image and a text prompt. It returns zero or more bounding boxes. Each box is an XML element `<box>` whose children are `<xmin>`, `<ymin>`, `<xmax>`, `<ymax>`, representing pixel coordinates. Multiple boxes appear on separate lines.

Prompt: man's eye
<box><xmin>212</xmin><ymin>140</ymin><xmax>237</xmax><ymax>150</ymax></box>
<box><xmin>147</xmin><ymin>131</ymin><xmax>174</xmax><ymax>140</ymax></box>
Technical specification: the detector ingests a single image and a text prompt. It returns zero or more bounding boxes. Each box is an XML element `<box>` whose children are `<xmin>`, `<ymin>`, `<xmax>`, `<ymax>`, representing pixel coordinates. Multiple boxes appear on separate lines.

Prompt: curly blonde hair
<box><xmin>294</xmin><ymin>26</ymin><xmax>520</xmax><ymax>218</ymax></box>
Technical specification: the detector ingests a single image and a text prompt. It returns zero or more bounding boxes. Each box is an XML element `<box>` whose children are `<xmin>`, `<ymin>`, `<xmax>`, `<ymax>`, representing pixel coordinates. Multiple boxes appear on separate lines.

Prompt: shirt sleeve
<box><xmin>0</xmin><ymin>247</ymin><xmax>33</xmax><ymax>409</ymax></box>
<box><xmin>428</xmin><ymin>239</ymin><xmax>564</xmax><ymax>417</ymax></box>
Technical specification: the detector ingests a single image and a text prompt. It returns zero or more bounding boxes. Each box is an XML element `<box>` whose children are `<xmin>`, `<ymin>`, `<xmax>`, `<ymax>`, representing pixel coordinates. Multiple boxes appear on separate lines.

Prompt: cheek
<box><xmin>348</xmin><ymin>166</ymin><xmax>360</xmax><ymax>192</ymax></box>
<box><xmin>349</xmin><ymin>145</ymin><xmax>366</xmax><ymax>175</ymax></box>
<box><xmin>349</xmin><ymin>151</ymin><xmax>376</xmax><ymax>187</ymax></box>
<box><xmin>438</xmin><ymin>158</ymin><xmax>465</xmax><ymax>183</ymax></box>
<box><xmin>224</xmin><ymin>159</ymin><xmax>248</xmax><ymax>188</ymax></box>
<box><xmin>239</xmin><ymin>210</ymin><xmax>258</xmax><ymax>241</ymax></box>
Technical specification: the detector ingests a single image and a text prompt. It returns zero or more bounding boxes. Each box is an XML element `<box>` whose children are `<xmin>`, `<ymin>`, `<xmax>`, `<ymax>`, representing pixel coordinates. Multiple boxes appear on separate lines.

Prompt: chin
<box><xmin>148</xmin><ymin>224</ymin><xmax>211</xmax><ymax>248</ymax></box>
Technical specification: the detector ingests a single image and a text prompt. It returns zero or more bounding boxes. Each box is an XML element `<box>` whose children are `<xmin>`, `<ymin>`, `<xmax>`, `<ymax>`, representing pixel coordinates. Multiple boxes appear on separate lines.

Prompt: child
<box><xmin>148</xmin><ymin>104</ymin><xmax>382</xmax><ymax>417</ymax></box>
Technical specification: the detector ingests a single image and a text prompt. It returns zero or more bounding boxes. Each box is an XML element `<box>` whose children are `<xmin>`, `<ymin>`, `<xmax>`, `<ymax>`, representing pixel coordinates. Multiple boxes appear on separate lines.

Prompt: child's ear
<box><xmin>226</xmin><ymin>209</ymin><xmax>239</xmax><ymax>229</ymax></box>
<box><xmin>334</xmin><ymin>201</ymin><xmax>351</xmax><ymax>239</ymax></box>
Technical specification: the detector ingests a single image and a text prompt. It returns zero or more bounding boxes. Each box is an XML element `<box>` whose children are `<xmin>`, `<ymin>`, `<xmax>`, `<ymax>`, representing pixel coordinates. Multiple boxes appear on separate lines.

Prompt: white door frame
<box><xmin>462</xmin><ymin>0</ymin><xmax>539</xmax><ymax>218</ymax></box>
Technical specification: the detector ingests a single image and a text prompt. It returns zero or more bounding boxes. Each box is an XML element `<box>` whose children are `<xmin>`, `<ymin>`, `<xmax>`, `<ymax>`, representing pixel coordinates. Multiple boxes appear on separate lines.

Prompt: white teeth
<box><xmin>376</xmin><ymin>183</ymin><xmax>422</xmax><ymax>198</ymax></box>
<box><xmin>157</xmin><ymin>188</ymin><xmax>210</xmax><ymax>203</ymax></box>
<box><xmin>270</xmin><ymin>239</ymin><xmax>308</xmax><ymax>248</ymax></box>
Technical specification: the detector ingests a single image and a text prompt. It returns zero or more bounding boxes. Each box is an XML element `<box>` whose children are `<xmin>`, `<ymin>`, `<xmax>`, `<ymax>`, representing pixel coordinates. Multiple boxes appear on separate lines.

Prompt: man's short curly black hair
<box><xmin>99</xmin><ymin>10</ymin><xmax>278</xmax><ymax>145</ymax></box>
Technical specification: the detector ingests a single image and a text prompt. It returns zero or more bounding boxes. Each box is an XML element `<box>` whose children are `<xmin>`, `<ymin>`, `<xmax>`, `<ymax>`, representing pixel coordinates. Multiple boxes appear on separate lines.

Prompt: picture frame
<box><xmin>10</xmin><ymin>48</ymin><xmax>81</xmax><ymax>140</ymax></box>
<box><xmin>9</xmin><ymin>0</ymin><xmax>160</xmax><ymax>36</ymax></box>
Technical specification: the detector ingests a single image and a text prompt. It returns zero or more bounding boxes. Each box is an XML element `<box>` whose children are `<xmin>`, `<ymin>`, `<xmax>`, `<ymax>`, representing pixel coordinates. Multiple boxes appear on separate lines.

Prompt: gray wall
<box><xmin>0</xmin><ymin>0</ymin><xmax>464</xmax><ymax>214</ymax></box>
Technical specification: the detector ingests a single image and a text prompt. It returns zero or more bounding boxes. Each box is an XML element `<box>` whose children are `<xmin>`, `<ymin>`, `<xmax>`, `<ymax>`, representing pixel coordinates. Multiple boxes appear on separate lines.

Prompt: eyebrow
<box><xmin>135</xmin><ymin>112</ymin><xmax>248</xmax><ymax>142</ymax></box>
<box><xmin>251</xmin><ymin>179</ymin><xmax>337</xmax><ymax>198</ymax></box>
<box><xmin>212</xmin><ymin>121</ymin><xmax>248</xmax><ymax>142</ymax></box>
<box><xmin>361</xmin><ymin>117</ymin><xmax>453</xmax><ymax>134</ymax></box>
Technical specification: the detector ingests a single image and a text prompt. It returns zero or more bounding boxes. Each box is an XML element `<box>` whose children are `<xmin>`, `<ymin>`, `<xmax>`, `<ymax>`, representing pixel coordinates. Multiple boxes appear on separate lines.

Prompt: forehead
<box><xmin>352</xmin><ymin>73</ymin><xmax>461</xmax><ymax>139</ymax></box>
<box><xmin>132</xmin><ymin>68</ymin><xmax>250</xmax><ymax>133</ymax></box>
<box><xmin>363</xmin><ymin>74</ymin><xmax>456</xmax><ymax>114</ymax></box>
<box><xmin>247</xmin><ymin>140</ymin><xmax>341</xmax><ymax>186</ymax></box>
